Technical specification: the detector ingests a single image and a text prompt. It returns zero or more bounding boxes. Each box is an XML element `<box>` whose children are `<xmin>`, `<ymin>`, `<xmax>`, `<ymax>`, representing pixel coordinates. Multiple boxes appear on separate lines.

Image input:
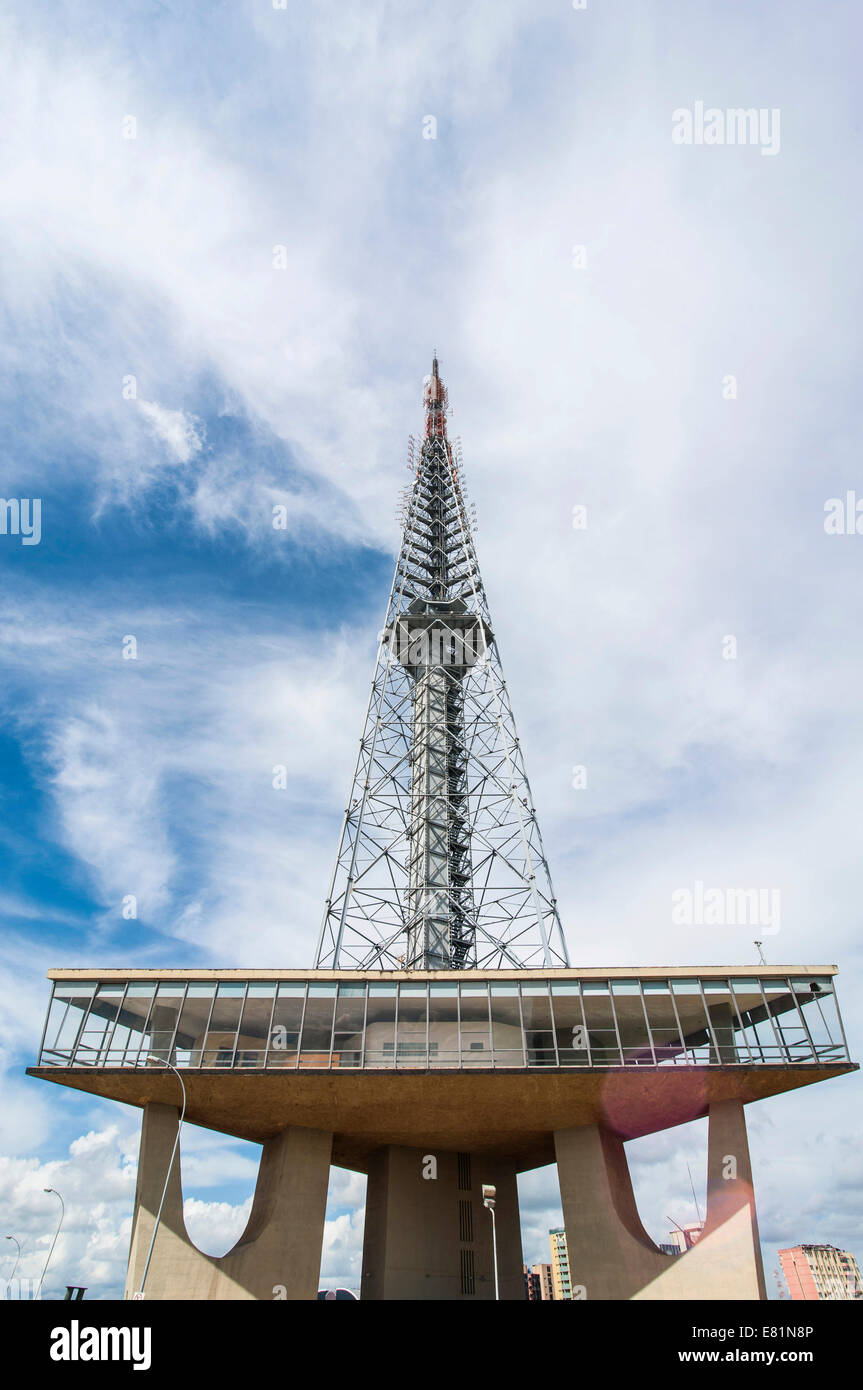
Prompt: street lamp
<box><xmin>137</xmin><ymin>1055</ymin><xmax>187</xmax><ymax>1297</ymax></box>
<box><xmin>482</xmin><ymin>1184</ymin><xmax>499</xmax><ymax>1301</ymax></box>
<box><xmin>37</xmin><ymin>1189</ymin><xmax>65</xmax><ymax>1299</ymax></box>
<box><xmin>5</xmin><ymin>1235</ymin><xmax>21</xmax><ymax>1283</ymax></box>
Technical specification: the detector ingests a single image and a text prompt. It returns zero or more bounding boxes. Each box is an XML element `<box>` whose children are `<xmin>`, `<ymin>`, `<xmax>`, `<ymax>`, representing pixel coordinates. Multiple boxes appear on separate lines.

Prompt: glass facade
<box><xmin>36</xmin><ymin>973</ymin><xmax>850</xmax><ymax>1072</ymax></box>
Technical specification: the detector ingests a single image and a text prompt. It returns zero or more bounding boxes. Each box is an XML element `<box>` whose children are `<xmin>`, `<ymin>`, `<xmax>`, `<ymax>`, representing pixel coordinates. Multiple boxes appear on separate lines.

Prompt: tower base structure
<box><xmin>125</xmin><ymin>1103</ymin><xmax>332</xmax><ymax>1300</ymax></box>
<box><xmin>362</xmin><ymin>1147</ymin><xmax>523</xmax><ymax>1299</ymax></box>
<box><xmin>29</xmin><ymin>964</ymin><xmax>856</xmax><ymax>1301</ymax></box>
<box><xmin>555</xmin><ymin>1098</ymin><xmax>765</xmax><ymax>1300</ymax></box>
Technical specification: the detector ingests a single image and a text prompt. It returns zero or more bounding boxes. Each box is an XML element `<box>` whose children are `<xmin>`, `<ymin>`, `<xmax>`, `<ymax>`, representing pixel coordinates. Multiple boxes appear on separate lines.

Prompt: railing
<box><xmin>38</xmin><ymin>1039</ymin><xmax>850</xmax><ymax>1072</ymax></box>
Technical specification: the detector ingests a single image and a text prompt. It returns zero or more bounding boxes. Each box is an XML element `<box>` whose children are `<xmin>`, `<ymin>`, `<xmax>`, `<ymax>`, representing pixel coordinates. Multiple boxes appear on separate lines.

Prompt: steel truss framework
<box><xmin>315</xmin><ymin>359</ymin><xmax>570</xmax><ymax>970</ymax></box>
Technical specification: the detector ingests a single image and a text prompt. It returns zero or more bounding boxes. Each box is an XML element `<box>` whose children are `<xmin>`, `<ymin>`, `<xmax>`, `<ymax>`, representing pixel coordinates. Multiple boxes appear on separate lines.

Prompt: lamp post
<box><xmin>137</xmin><ymin>1055</ymin><xmax>187</xmax><ymax>1297</ymax></box>
<box><xmin>37</xmin><ymin>1189</ymin><xmax>65</xmax><ymax>1299</ymax></box>
<box><xmin>482</xmin><ymin>1184</ymin><xmax>499</xmax><ymax>1301</ymax></box>
<box><xmin>5</xmin><ymin>1235</ymin><xmax>21</xmax><ymax>1283</ymax></box>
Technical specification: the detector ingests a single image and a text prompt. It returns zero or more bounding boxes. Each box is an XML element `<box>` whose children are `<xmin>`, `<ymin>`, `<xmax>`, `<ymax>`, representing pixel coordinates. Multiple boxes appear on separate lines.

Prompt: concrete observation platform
<box><xmin>29</xmin><ymin>965</ymin><xmax>856</xmax><ymax>1302</ymax></box>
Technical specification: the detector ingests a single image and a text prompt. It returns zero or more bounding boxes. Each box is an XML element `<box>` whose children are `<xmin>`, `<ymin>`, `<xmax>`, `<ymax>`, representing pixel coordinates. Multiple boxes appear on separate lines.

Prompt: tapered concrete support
<box><xmin>125</xmin><ymin>1103</ymin><xmax>332</xmax><ymax>1300</ymax></box>
<box><xmin>361</xmin><ymin>1146</ymin><xmax>523</xmax><ymax>1299</ymax></box>
<box><xmin>555</xmin><ymin>1099</ymin><xmax>766</xmax><ymax>1301</ymax></box>
<box><xmin>555</xmin><ymin>1122</ymin><xmax>671</xmax><ymax>1300</ymax></box>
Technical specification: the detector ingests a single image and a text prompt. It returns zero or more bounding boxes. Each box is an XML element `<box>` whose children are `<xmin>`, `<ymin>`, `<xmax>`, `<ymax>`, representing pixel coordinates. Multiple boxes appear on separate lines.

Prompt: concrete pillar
<box><xmin>125</xmin><ymin>1103</ymin><xmax>332</xmax><ymax>1300</ymax></box>
<box><xmin>554</xmin><ymin>1123</ymin><xmax>671</xmax><ymax>1301</ymax></box>
<box><xmin>699</xmin><ymin>1096</ymin><xmax>766</xmax><ymax>1299</ymax></box>
<box><xmin>361</xmin><ymin>1146</ymin><xmax>523</xmax><ymax>1300</ymax></box>
<box><xmin>555</xmin><ymin>1101</ymin><xmax>766</xmax><ymax>1301</ymax></box>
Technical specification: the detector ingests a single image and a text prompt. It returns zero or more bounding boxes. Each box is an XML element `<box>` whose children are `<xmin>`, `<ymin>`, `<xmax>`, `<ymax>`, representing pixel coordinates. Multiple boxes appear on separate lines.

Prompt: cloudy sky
<box><xmin>1</xmin><ymin>0</ymin><xmax>861</xmax><ymax>1299</ymax></box>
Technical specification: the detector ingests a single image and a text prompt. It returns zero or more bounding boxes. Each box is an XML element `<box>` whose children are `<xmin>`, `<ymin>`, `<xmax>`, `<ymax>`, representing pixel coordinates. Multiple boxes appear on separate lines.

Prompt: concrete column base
<box><xmin>124</xmin><ymin>1103</ymin><xmax>332</xmax><ymax>1300</ymax></box>
<box><xmin>555</xmin><ymin>1098</ymin><xmax>766</xmax><ymax>1301</ymax></box>
<box><xmin>361</xmin><ymin>1146</ymin><xmax>523</xmax><ymax>1299</ymax></box>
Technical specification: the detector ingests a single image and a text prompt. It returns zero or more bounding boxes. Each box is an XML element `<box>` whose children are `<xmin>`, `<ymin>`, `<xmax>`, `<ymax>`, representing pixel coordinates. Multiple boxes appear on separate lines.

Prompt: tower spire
<box><xmin>424</xmin><ymin>355</ymin><xmax>447</xmax><ymax>441</ymax></box>
<box><xmin>315</xmin><ymin>359</ymin><xmax>569</xmax><ymax>971</ymax></box>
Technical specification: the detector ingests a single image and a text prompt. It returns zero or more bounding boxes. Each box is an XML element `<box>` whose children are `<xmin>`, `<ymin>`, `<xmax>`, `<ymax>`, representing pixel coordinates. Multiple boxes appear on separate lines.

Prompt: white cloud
<box><xmin>136</xmin><ymin>399</ymin><xmax>204</xmax><ymax>465</ymax></box>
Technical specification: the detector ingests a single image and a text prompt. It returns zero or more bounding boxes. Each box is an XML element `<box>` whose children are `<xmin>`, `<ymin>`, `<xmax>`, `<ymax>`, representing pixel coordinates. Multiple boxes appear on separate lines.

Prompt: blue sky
<box><xmin>1</xmin><ymin>0</ymin><xmax>862</xmax><ymax>1298</ymax></box>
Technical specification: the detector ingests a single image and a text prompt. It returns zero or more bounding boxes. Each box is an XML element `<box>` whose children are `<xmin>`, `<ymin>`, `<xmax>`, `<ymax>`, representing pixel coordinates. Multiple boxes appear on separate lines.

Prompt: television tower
<box><xmin>315</xmin><ymin>358</ymin><xmax>569</xmax><ymax>970</ymax></box>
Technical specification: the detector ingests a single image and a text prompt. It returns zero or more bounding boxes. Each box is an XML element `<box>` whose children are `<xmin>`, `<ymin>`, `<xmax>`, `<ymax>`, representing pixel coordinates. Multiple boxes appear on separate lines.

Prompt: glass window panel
<box><xmin>71</xmin><ymin>984</ymin><xmax>122</xmax><ymax>1064</ymax></box>
<box><xmin>427</xmin><ymin>985</ymin><xmax>457</xmax><ymax>1065</ymax></box>
<box><xmin>202</xmin><ymin>983</ymin><xmax>244</xmax><ymax>1068</ymax></box>
<box><xmin>791</xmin><ymin>976</ymin><xmax>834</xmax><ymax>992</ymax></box>
<box><xmin>334</xmin><ymin>987</ymin><xmax>366</xmax><ymax>1033</ymax></box>
<box><xmin>365</xmin><ymin>982</ymin><xmax>396</xmax><ymax>1064</ymax></box>
<box><xmin>398</xmin><ymin>984</ymin><xmax>428</xmax><ymax>1020</ymax></box>
<box><xmin>581</xmin><ymin>986</ymin><xmax>614</xmax><ymax>1028</ymax></box>
<box><xmin>115</xmin><ymin>984</ymin><xmax>156</xmax><ymax>1061</ymax></box>
<box><xmin>397</xmin><ymin>984</ymin><xmax>427</xmax><ymax>1065</ymax></box>
<box><xmin>79</xmin><ymin>983</ymin><xmax>127</xmax><ymax>1064</ymax></box>
<box><xmin>520</xmin><ymin>986</ymin><xmax>553</xmax><ymax>1028</ymax></box>
<box><xmin>458</xmin><ymin>984</ymin><xmax>488</xmax><ymax>1021</ymax></box>
<box><xmin>459</xmin><ymin>983</ymin><xmax>489</xmax><ymax>1062</ymax></box>
<box><xmin>550</xmin><ymin>986</ymin><xmax>587</xmax><ymax>1064</ymax></box>
<box><xmin>612</xmin><ymin>987</ymin><xmax>652</xmax><ymax>1063</ymax></box>
<box><xmin>83</xmin><ymin>989</ymin><xmax>127</xmax><ymax>1061</ymax></box>
<box><xmin>788</xmin><ymin>976</ymin><xmax>838</xmax><ymax>1055</ymax></box>
<box><xmin>490</xmin><ymin>990</ymin><xmax>523</xmax><ymax>1065</ymax></box>
<box><xmin>172</xmin><ymin>985</ymin><xmax>216</xmax><ymax>1066</ymax></box>
<box><xmin>581</xmin><ymin>982</ymin><xmax>618</xmax><ymax>1065</ymax></box>
<box><xmin>108</xmin><ymin>1022</ymin><xmax>133</xmax><ymax>1064</ymax></box>
<box><xmin>729</xmin><ymin>980</ymin><xmax>786</xmax><ymax>1060</ymax></box>
<box><xmin>520</xmin><ymin>985</ymin><xmax>556</xmax><ymax>1065</ymax></box>
<box><xmin>671</xmin><ymin>980</ymin><xmax>712</xmax><ymax>1058</ymax></box>
<box><xmin>796</xmin><ymin>987</ymin><xmax>843</xmax><ymax>1058</ymax></box>
<box><xmin>234</xmin><ymin>984</ymin><xmax>275</xmax><ymax>1070</ymax></box>
<box><xmin>42</xmin><ymin>986</ymin><xmax>92</xmax><ymax>1061</ymax></box>
<box><xmin>641</xmin><ymin>983</ymin><xmax>684</xmax><ymax>1062</ymax></box>
<box><xmin>299</xmin><ymin>988</ymin><xmax>336</xmax><ymax>1067</ymax></box>
<box><xmin>268</xmin><ymin>988</ymin><xmax>304</xmax><ymax>1068</ymax></box>
<box><xmin>704</xmin><ymin>986</ymin><xmax>740</xmax><ymax>1062</ymax></box>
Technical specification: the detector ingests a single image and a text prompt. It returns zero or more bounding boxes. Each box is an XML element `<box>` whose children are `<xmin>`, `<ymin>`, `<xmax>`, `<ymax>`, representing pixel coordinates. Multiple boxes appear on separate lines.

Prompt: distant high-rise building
<box><xmin>550</xmin><ymin>1228</ymin><xmax>572</xmax><ymax>1300</ymax></box>
<box><xmin>779</xmin><ymin>1244</ymin><xmax>862</xmax><ymax>1300</ymax></box>
<box><xmin>524</xmin><ymin>1263</ymin><xmax>554</xmax><ymax>1301</ymax></box>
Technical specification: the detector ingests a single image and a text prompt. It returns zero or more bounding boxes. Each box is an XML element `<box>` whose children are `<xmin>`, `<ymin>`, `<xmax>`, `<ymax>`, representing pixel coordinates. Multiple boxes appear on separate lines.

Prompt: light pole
<box><xmin>5</xmin><ymin>1235</ymin><xmax>21</xmax><ymax>1283</ymax></box>
<box><xmin>37</xmin><ymin>1189</ymin><xmax>65</xmax><ymax>1299</ymax></box>
<box><xmin>137</xmin><ymin>1055</ymin><xmax>187</xmax><ymax>1297</ymax></box>
<box><xmin>482</xmin><ymin>1184</ymin><xmax>499</xmax><ymax>1301</ymax></box>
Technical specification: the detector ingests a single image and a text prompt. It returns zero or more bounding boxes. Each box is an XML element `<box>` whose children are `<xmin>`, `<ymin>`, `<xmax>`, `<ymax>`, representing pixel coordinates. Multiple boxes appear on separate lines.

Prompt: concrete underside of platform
<box><xmin>27</xmin><ymin>1062</ymin><xmax>855</xmax><ymax>1171</ymax></box>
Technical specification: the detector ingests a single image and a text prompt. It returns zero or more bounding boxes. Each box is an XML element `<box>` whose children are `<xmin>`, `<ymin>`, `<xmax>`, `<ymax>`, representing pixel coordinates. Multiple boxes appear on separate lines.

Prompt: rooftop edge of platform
<box><xmin>40</xmin><ymin>963</ymin><xmax>842</xmax><ymax>980</ymax></box>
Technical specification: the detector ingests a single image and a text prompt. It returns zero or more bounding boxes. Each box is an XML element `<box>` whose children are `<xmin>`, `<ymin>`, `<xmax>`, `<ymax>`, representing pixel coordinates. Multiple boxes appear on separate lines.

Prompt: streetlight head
<box><xmin>44</xmin><ymin>1188</ymin><xmax>53</xmax><ymax>1194</ymax></box>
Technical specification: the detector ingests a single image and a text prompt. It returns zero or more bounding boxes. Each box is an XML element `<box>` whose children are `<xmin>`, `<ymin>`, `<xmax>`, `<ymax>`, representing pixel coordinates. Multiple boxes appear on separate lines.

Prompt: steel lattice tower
<box><xmin>315</xmin><ymin>359</ymin><xmax>569</xmax><ymax>970</ymax></box>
